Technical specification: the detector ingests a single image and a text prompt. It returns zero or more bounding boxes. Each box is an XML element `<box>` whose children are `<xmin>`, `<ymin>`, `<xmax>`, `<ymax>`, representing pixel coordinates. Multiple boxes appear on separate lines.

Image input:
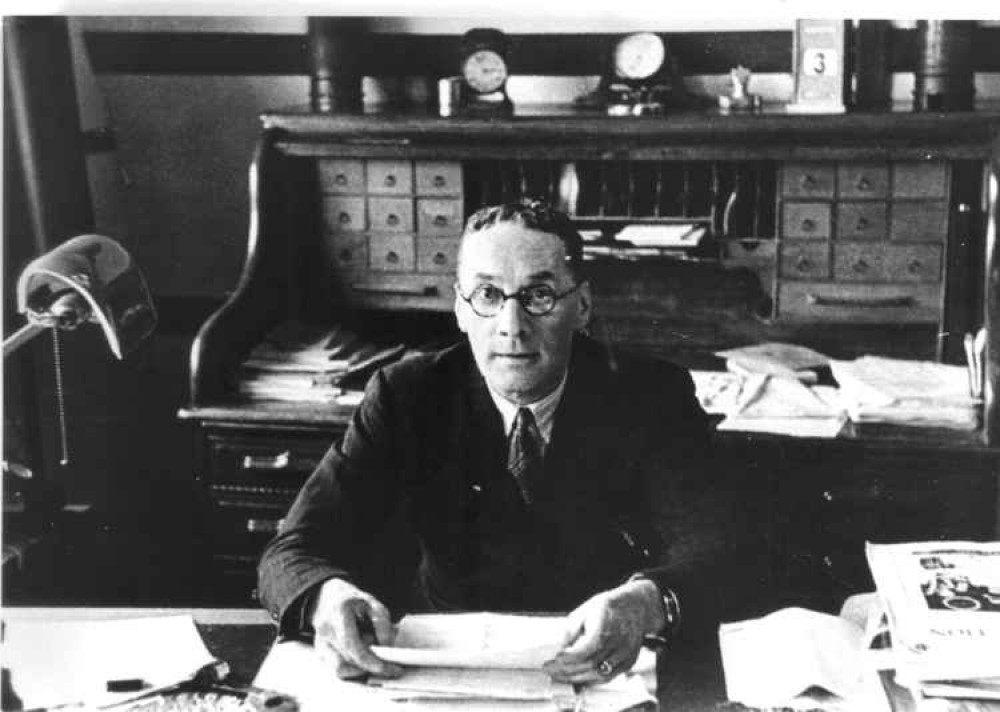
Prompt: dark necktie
<box><xmin>508</xmin><ymin>407</ymin><xmax>544</xmax><ymax>505</ymax></box>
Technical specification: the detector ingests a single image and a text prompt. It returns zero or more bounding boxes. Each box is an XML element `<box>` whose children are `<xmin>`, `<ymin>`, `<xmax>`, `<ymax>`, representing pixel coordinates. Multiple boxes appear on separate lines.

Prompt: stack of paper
<box><xmin>238</xmin><ymin>321</ymin><xmax>405</xmax><ymax>403</ymax></box>
<box><xmin>866</xmin><ymin>541</ymin><xmax>1000</xmax><ymax>704</ymax></box>
<box><xmin>718</xmin><ymin>594</ymin><xmax>891</xmax><ymax>711</ymax></box>
<box><xmin>830</xmin><ymin>357</ymin><xmax>979</xmax><ymax>430</ymax></box>
<box><xmin>255</xmin><ymin>613</ymin><xmax>656</xmax><ymax>712</ymax></box>
<box><xmin>716</xmin><ymin>342</ymin><xmax>830</xmax><ymax>384</ymax></box>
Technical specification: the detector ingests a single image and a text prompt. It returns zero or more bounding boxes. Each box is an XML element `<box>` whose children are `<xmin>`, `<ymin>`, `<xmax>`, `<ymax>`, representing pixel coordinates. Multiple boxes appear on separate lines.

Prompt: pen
<box><xmin>964</xmin><ymin>332</ymin><xmax>977</xmax><ymax>398</ymax></box>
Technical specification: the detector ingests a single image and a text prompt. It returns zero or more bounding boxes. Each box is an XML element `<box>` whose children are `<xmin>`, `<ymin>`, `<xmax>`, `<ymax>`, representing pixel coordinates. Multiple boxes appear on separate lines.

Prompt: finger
<box><xmin>365</xmin><ymin>598</ymin><xmax>396</xmax><ymax>646</ymax></box>
<box><xmin>333</xmin><ymin>603</ymin><xmax>397</xmax><ymax>677</ymax></box>
<box><xmin>559</xmin><ymin>620</ymin><xmax>607</xmax><ymax>659</ymax></box>
<box><xmin>315</xmin><ymin>635</ymin><xmax>367</xmax><ymax>680</ymax></box>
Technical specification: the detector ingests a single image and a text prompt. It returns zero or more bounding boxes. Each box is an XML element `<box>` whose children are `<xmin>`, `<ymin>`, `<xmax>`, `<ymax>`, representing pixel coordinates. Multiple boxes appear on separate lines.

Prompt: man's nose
<box><xmin>495</xmin><ymin>295</ymin><xmax>528</xmax><ymax>337</ymax></box>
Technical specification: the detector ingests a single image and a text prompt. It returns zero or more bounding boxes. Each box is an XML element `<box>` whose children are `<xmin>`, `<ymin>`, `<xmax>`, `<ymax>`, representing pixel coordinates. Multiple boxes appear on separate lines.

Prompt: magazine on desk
<box><xmin>866</xmin><ymin>541</ymin><xmax>1000</xmax><ymax>690</ymax></box>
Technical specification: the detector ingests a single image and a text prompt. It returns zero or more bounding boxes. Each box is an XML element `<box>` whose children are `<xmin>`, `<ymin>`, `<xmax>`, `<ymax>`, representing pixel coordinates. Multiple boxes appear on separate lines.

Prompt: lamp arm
<box><xmin>3</xmin><ymin>321</ymin><xmax>49</xmax><ymax>358</ymax></box>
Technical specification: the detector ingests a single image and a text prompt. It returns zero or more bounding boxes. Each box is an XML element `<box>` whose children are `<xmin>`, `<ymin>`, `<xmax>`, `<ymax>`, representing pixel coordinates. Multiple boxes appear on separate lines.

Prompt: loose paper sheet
<box><xmin>2</xmin><ymin>614</ymin><xmax>217</xmax><ymax>709</ymax></box>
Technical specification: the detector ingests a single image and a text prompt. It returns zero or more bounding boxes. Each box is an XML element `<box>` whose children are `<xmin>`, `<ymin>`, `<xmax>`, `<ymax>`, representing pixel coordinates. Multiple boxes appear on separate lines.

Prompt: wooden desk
<box><xmin>8</xmin><ymin>608</ymin><xmax>998</xmax><ymax>711</ymax></box>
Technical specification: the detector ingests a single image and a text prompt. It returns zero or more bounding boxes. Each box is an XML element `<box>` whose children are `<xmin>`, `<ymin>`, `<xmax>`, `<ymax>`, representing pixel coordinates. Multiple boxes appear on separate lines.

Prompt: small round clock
<box><xmin>612</xmin><ymin>32</ymin><xmax>666</xmax><ymax>82</ymax></box>
<box><xmin>458</xmin><ymin>28</ymin><xmax>514</xmax><ymax>115</ymax></box>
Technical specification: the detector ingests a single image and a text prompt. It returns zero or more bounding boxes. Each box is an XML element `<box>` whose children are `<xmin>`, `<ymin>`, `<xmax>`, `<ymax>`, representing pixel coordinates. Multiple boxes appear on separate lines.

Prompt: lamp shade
<box><xmin>15</xmin><ymin>234</ymin><xmax>156</xmax><ymax>359</ymax></box>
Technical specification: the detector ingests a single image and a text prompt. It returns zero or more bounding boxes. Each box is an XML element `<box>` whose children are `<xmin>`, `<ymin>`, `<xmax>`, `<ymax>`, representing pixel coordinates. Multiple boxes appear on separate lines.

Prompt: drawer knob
<box><xmin>800</xmin><ymin>174</ymin><xmax>817</xmax><ymax>189</ymax></box>
<box><xmin>855</xmin><ymin>217</ymin><xmax>869</xmax><ymax>231</ymax></box>
<box><xmin>801</xmin><ymin>218</ymin><xmax>816</xmax><ymax>233</ymax></box>
<box><xmin>247</xmin><ymin>518</ymin><xmax>283</xmax><ymax>534</ymax></box>
<box><xmin>432</xmin><ymin>251</ymin><xmax>448</xmax><ymax>265</ymax></box>
<box><xmin>338</xmin><ymin>212</ymin><xmax>351</xmax><ymax>225</ymax></box>
<box><xmin>334</xmin><ymin>173</ymin><xmax>348</xmax><ymax>186</ymax></box>
<box><xmin>338</xmin><ymin>247</ymin><xmax>354</xmax><ymax>262</ymax></box>
<box><xmin>386</xmin><ymin>250</ymin><xmax>400</xmax><ymax>264</ymax></box>
<box><xmin>852</xmin><ymin>259</ymin><xmax>869</xmax><ymax>273</ymax></box>
<box><xmin>907</xmin><ymin>259</ymin><xmax>923</xmax><ymax>274</ymax></box>
<box><xmin>387</xmin><ymin>214</ymin><xmax>399</xmax><ymax>227</ymax></box>
<box><xmin>433</xmin><ymin>214</ymin><xmax>449</xmax><ymax>227</ymax></box>
<box><xmin>822</xmin><ymin>490</ymin><xmax>834</xmax><ymax>502</ymax></box>
<box><xmin>433</xmin><ymin>175</ymin><xmax>447</xmax><ymax>188</ymax></box>
<box><xmin>795</xmin><ymin>256</ymin><xmax>812</xmax><ymax>272</ymax></box>
<box><xmin>384</xmin><ymin>174</ymin><xmax>397</xmax><ymax>188</ymax></box>
<box><xmin>856</xmin><ymin>177</ymin><xmax>872</xmax><ymax>191</ymax></box>
<box><xmin>242</xmin><ymin>451</ymin><xmax>290</xmax><ymax>471</ymax></box>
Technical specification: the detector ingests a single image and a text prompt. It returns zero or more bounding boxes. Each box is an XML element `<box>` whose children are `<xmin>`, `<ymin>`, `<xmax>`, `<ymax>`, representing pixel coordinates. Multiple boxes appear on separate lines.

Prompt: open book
<box><xmin>718</xmin><ymin>594</ymin><xmax>891</xmax><ymax>711</ymax></box>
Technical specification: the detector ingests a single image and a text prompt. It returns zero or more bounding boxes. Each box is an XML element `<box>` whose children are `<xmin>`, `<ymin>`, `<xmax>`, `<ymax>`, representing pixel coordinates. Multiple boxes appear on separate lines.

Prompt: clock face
<box><xmin>613</xmin><ymin>32</ymin><xmax>665</xmax><ymax>81</ymax></box>
<box><xmin>462</xmin><ymin>49</ymin><xmax>508</xmax><ymax>94</ymax></box>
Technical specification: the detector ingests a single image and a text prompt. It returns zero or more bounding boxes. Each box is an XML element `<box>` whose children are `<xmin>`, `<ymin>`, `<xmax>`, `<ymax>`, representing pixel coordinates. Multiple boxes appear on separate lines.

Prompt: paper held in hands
<box><xmin>255</xmin><ymin>613</ymin><xmax>656</xmax><ymax>712</ymax></box>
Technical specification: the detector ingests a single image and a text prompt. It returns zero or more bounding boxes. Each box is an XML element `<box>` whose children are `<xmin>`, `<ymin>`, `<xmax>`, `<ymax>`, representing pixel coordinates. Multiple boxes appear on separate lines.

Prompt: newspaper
<box><xmin>865</xmin><ymin>541</ymin><xmax>1000</xmax><ymax>687</ymax></box>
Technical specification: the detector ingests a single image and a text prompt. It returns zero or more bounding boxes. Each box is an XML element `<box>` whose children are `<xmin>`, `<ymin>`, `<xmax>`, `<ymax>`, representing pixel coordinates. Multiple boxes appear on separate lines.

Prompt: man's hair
<box><xmin>460</xmin><ymin>199</ymin><xmax>585</xmax><ymax>280</ymax></box>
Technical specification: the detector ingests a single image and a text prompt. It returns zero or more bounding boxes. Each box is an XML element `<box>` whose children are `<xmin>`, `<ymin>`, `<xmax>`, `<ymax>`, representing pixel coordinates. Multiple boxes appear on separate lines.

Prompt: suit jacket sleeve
<box><xmin>256</xmin><ymin>366</ymin><xmax>411</xmax><ymax>632</ymax></box>
<box><xmin>628</xmin><ymin>361</ymin><xmax>754</xmax><ymax>642</ymax></box>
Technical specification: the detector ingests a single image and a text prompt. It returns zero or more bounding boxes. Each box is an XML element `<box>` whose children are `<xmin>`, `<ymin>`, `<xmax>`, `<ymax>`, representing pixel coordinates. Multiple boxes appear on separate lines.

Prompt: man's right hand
<box><xmin>308</xmin><ymin>578</ymin><xmax>404</xmax><ymax>679</ymax></box>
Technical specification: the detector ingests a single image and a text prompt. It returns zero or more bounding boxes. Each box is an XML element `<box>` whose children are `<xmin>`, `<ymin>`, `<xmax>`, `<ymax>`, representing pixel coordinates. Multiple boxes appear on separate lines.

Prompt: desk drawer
<box><xmin>779</xmin><ymin>241</ymin><xmax>830</xmax><ymax>280</ymax></box>
<box><xmin>781</xmin><ymin>163</ymin><xmax>835</xmax><ymax>198</ymax></box>
<box><xmin>836</xmin><ymin>202</ymin><xmax>887</xmax><ymax>240</ymax></box>
<box><xmin>368</xmin><ymin>197</ymin><xmax>414</xmax><ymax>233</ymax></box>
<box><xmin>417</xmin><ymin>236</ymin><xmax>461</xmax><ymax>273</ymax></box>
<box><xmin>366</xmin><ymin>159</ymin><xmax>413</xmax><ymax>194</ymax></box>
<box><xmin>782</xmin><ymin>203</ymin><xmax>831</xmax><ymax>239</ymax></box>
<box><xmin>322</xmin><ymin>196</ymin><xmax>366</xmax><ymax>233</ymax></box>
<box><xmin>318</xmin><ymin>159</ymin><xmax>365</xmax><ymax>194</ymax></box>
<box><xmin>369</xmin><ymin>234</ymin><xmax>416</xmax><ymax>272</ymax></box>
<box><xmin>833</xmin><ymin>243</ymin><xmax>941</xmax><ymax>283</ymax></box>
<box><xmin>893</xmin><ymin>161</ymin><xmax>948</xmax><ymax>198</ymax></box>
<box><xmin>837</xmin><ymin>163</ymin><xmax>889</xmax><ymax>199</ymax></box>
<box><xmin>205</xmin><ymin>433</ymin><xmax>331</xmax><ymax>488</ymax></box>
<box><xmin>416</xmin><ymin>161</ymin><xmax>463</xmax><ymax>196</ymax></box>
<box><xmin>777</xmin><ymin>281</ymin><xmax>942</xmax><ymax>322</ymax></box>
<box><xmin>347</xmin><ymin>273</ymin><xmax>454</xmax><ymax>311</ymax></box>
<box><xmin>890</xmin><ymin>202</ymin><xmax>948</xmax><ymax>242</ymax></box>
<box><xmin>323</xmin><ymin>232</ymin><xmax>369</xmax><ymax>273</ymax></box>
<box><xmin>417</xmin><ymin>198</ymin><xmax>464</xmax><ymax>235</ymax></box>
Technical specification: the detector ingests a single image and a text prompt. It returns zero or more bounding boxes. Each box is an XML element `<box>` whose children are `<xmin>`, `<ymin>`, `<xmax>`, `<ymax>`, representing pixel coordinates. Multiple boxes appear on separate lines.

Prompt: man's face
<box><xmin>454</xmin><ymin>223</ymin><xmax>592</xmax><ymax>405</ymax></box>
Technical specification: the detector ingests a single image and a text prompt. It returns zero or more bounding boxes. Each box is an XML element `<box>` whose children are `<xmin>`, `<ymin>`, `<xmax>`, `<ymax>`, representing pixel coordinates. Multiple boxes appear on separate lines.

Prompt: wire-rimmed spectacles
<box><xmin>456</xmin><ymin>283</ymin><xmax>583</xmax><ymax>317</ymax></box>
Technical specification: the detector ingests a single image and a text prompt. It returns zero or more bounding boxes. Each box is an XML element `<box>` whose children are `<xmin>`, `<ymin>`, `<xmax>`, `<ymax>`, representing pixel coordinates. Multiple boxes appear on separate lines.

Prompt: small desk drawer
<box><xmin>347</xmin><ymin>273</ymin><xmax>454</xmax><ymax>311</ymax></box>
<box><xmin>836</xmin><ymin>202</ymin><xmax>887</xmax><ymax>240</ymax></box>
<box><xmin>368</xmin><ymin>197</ymin><xmax>415</xmax><ymax>233</ymax></box>
<box><xmin>417</xmin><ymin>198</ymin><xmax>464</xmax><ymax>235</ymax></box>
<box><xmin>777</xmin><ymin>281</ymin><xmax>942</xmax><ymax>323</ymax></box>
<box><xmin>318</xmin><ymin>159</ymin><xmax>365</xmax><ymax>194</ymax></box>
<box><xmin>417</xmin><ymin>236</ymin><xmax>461</xmax><ymax>273</ymax></box>
<box><xmin>833</xmin><ymin>243</ymin><xmax>942</xmax><ymax>283</ymax></box>
<box><xmin>323</xmin><ymin>233</ymin><xmax>369</xmax><ymax>272</ymax></box>
<box><xmin>322</xmin><ymin>196</ymin><xmax>366</xmax><ymax>232</ymax></box>
<box><xmin>782</xmin><ymin>163</ymin><xmax>835</xmax><ymax>198</ymax></box>
<box><xmin>837</xmin><ymin>163</ymin><xmax>889</xmax><ymax>199</ymax></box>
<box><xmin>366</xmin><ymin>159</ymin><xmax>413</xmax><ymax>194</ymax></box>
<box><xmin>782</xmin><ymin>203</ymin><xmax>831</xmax><ymax>239</ymax></box>
<box><xmin>890</xmin><ymin>202</ymin><xmax>948</xmax><ymax>242</ymax></box>
<box><xmin>369</xmin><ymin>233</ymin><xmax>416</xmax><ymax>272</ymax></box>
<box><xmin>415</xmin><ymin>162</ymin><xmax>463</xmax><ymax>196</ymax></box>
<box><xmin>893</xmin><ymin>162</ymin><xmax>948</xmax><ymax>198</ymax></box>
<box><xmin>779</xmin><ymin>241</ymin><xmax>830</xmax><ymax>280</ymax></box>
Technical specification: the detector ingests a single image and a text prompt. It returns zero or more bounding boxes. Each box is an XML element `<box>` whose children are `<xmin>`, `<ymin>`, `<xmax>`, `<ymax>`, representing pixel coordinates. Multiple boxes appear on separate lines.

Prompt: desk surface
<box><xmin>4</xmin><ymin>608</ymin><xmax>998</xmax><ymax>712</ymax></box>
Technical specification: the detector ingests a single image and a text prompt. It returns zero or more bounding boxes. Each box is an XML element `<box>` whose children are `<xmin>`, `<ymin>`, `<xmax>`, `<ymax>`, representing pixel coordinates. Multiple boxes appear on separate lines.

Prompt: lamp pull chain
<box><xmin>51</xmin><ymin>329</ymin><xmax>70</xmax><ymax>465</ymax></box>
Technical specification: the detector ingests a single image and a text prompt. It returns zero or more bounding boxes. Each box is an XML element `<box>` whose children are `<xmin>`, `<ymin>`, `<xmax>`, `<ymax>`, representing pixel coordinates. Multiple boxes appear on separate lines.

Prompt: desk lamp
<box><xmin>3</xmin><ymin>234</ymin><xmax>156</xmax><ymax>465</ymax></box>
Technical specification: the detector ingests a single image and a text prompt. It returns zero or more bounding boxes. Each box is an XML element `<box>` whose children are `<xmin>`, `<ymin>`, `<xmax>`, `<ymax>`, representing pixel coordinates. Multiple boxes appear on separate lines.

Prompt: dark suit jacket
<box><xmin>258</xmin><ymin>334</ymin><xmax>735</xmax><ymax>638</ymax></box>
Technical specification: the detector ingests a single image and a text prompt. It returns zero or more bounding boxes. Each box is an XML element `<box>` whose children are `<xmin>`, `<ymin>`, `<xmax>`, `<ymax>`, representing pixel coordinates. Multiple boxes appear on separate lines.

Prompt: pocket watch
<box><xmin>457</xmin><ymin>28</ymin><xmax>514</xmax><ymax>116</ymax></box>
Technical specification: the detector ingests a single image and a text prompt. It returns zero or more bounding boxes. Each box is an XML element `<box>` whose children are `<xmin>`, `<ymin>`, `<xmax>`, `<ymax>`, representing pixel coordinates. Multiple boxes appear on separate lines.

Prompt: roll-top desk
<box><xmin>179</xmin><ymin>108</ymin><xmax>1000</xmax><ymax>607</ymax></box>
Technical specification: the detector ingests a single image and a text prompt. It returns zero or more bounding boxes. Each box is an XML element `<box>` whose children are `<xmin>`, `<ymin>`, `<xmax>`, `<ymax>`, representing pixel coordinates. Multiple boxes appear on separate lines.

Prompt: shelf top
<box><xmin>260</xmin><ymin>104</ymin><xmax>1000</xmax><ymax>151</ymax></box>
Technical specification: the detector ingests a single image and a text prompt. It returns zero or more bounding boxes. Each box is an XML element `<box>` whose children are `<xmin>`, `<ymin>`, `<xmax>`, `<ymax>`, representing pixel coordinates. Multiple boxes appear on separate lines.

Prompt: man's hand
<box><xmin>309</xmin><ymin>578</ymin><xmax>403</xmax><ymax>679</ymax></box>
<box><xmin>542</xmin><ymin>578</ymin><xmax>665</xmax><ymax>683</ymax></box>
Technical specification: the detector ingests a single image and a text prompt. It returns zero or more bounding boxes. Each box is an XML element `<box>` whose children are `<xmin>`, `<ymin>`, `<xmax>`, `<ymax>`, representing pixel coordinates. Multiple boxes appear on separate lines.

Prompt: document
<box><xmin>866</xmin><ymin>541</ymin><xmax>1000</xmax><ymax>688</ymax></box>
<box><xmin>255</xmin><ymin>613</ymin><xmax>656</xmax><ymax>712</ymax></box>
<box><xmin>2</xmin><ymin>614</ymin><xmax>218</xmax><ymax>709</ymax></box>
<box><xmin>718</xmin><ymin>594</ymin><xmax>890</xmax><ymax>712</ymax></box>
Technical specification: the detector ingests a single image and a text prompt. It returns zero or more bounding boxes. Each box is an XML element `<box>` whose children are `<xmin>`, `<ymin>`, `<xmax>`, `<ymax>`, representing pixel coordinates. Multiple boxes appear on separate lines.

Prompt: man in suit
<box><xmin>258</xmin><ymin>199</ymin><xmax>732</xmax><ymax>684</ymax></box>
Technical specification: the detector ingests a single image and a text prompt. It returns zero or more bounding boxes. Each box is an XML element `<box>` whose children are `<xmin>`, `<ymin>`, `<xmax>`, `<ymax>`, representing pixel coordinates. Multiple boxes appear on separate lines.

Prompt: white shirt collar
<box><xmin>487</xmin><ymin>371</ymin><xmax>568</xmax><ymax>447</ymax></box>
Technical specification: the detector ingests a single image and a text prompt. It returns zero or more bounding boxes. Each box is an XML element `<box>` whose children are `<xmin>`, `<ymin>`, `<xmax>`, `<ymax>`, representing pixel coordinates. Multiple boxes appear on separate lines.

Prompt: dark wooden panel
<box><xmin>84</xmin><ymin>26</ymin><xmax>1000</xmax><ymax>76</ymax></box>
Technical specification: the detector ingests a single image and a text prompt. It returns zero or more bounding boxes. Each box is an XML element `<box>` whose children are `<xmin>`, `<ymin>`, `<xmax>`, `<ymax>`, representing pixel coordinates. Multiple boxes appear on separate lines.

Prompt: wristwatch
<box><xmin>628</xmin><ymin>573</ymin><xmax>681</xmax><ymax>637</ymax></box>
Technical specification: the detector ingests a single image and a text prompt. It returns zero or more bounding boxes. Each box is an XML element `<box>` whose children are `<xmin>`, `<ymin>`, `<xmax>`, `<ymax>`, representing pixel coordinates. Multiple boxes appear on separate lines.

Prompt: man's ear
<box><xmin>574</xmin><ymin>281</ymin><xmax>593</xmax><ymax>329</ymax></box>
<box><xmin>453</xmin><ymin>285</ymin><xmax>469</xmax><ymax>333</ymax></box>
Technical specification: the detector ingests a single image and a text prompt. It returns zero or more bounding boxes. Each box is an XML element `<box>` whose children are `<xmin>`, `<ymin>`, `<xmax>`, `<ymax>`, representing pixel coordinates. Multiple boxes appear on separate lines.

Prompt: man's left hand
<box><xmin>542</xmin><ymin>578</ymin><xmax>665</xmax><ymax>684</ymax></box>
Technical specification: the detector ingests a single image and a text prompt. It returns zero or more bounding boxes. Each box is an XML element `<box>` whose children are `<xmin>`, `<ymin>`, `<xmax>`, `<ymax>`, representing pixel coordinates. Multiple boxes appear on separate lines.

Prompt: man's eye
<box><xmin>525</xmin><ymin>285</ymin><xmax>555</xmax><ymax>301</ymax></box>
<box><xmin>475</xmin><ymin>284</ymin><xmax>503</xmax><ymax>301</ymax></box>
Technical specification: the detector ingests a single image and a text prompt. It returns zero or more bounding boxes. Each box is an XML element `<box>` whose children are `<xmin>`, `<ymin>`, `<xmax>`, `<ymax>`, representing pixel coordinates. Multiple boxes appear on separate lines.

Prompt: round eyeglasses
<box><xmin>456</xmin><ymin>283</ymin><xmax>583</xmax><ymax>317</ymax></box>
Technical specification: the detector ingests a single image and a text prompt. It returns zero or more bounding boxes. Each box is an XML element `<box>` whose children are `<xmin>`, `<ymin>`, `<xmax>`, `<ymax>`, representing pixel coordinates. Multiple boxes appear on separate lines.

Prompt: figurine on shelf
<box><xmin>718</xmin><ymin>65</ymin><xmax>762</xmax><ymax>113</ymax></box>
